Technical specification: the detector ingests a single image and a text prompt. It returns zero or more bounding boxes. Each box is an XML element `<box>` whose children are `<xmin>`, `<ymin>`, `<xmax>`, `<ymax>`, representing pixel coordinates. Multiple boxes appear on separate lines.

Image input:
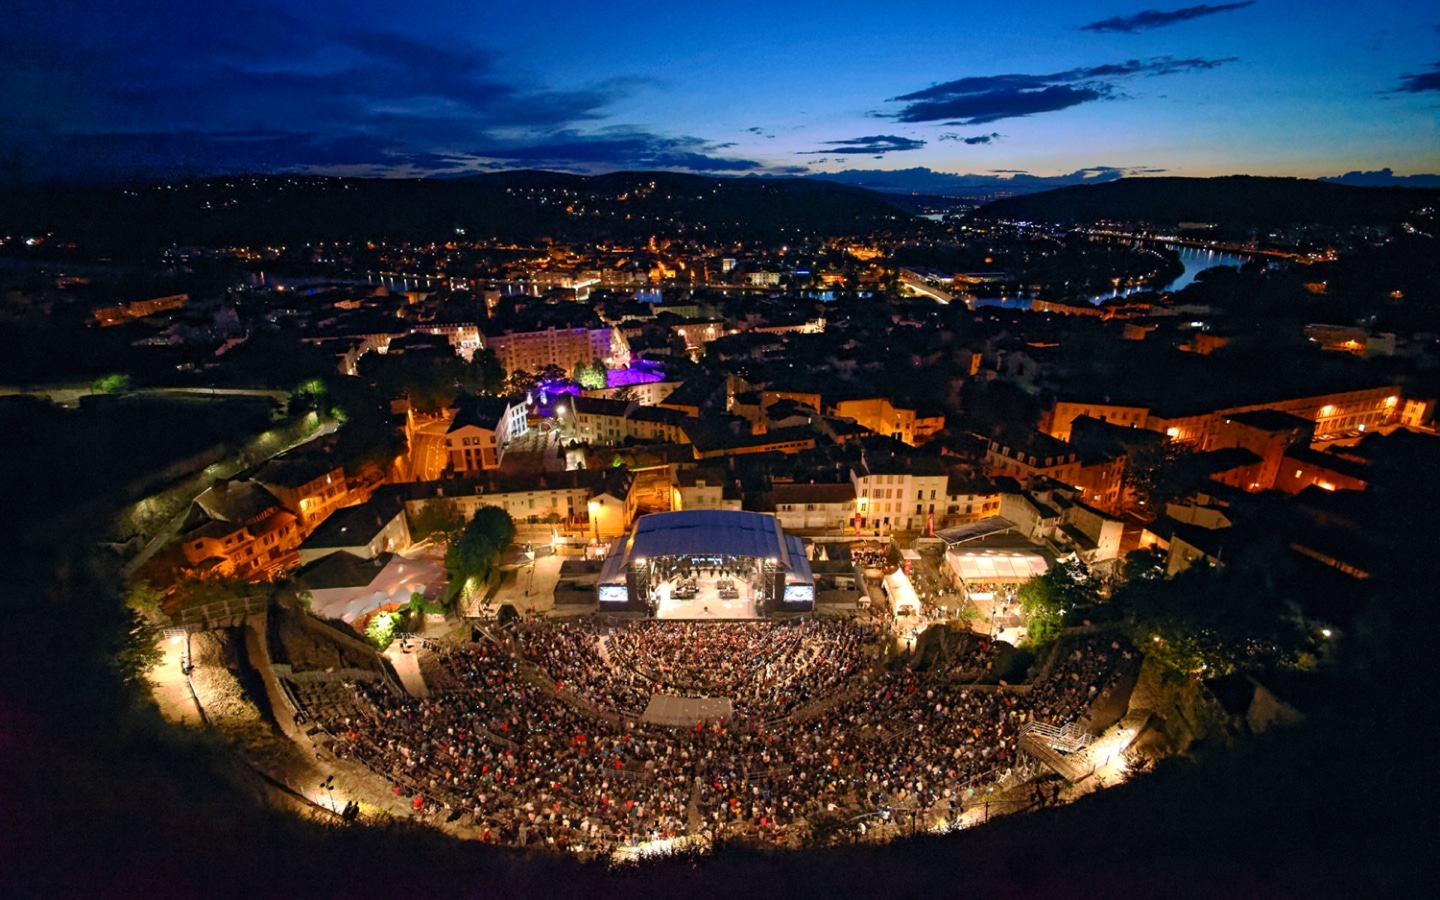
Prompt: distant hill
<box><xmin>970</xmin><ymin>176</ymin><xmax>1439</xmax><ymax>230</ymax></box>
<box><xmin>0</xmin><ymin>170</ymin><xmax>915</xmax><ymax>255</ymax></box>
<box><xmin>807</xmin><ymin>166</ymin><xmax>1131</xmax><ymax>199</ymax></box>
<box><xmin>1320</xmin><ymin>168</ymin><xmax>1440</xmax><ymax>189</ymax></box>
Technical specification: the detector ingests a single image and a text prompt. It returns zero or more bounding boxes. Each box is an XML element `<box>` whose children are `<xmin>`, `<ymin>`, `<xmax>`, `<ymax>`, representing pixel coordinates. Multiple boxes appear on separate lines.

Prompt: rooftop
<box><xmin>302</xmin><ymin>496</ymin><xmax>405</xmax><ymax>550</ymax></box>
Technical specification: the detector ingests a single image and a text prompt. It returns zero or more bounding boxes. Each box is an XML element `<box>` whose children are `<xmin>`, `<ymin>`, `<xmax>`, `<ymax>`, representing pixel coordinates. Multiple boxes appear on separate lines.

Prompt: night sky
<box><xmin>4</xmin><ymin>0</ymin><xmax>1437</xmax><ymax>184</ymax></box>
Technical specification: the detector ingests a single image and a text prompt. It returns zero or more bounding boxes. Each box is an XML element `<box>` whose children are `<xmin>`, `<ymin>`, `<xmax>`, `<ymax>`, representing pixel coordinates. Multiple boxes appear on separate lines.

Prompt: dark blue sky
<box><xmin>3</xmin><ymin>0</ymin><xmax>1437</xmax><ymax>183</ymax></box>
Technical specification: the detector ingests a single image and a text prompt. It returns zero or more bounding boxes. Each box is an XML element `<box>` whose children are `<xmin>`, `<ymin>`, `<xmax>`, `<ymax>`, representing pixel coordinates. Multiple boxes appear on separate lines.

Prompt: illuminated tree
<box><xmin>444</xmin><ymin>506</ymin><xmax>516</xmax><ymax>601</ymax></box>
<box><xmin>92</xmin><ymin>373</ymin><xmax>132</xmax><ymax>394</ymax></box>
<box><xmin>115</xmin><ymin>609</ymin><xmax>164</xmax><ymax>687</ymax></box>
<box><xmin>575</xmin><ymin>356</ymin><xmax>608</xmax><ymax>390</ymax></box>
<box><xmin>123</xmin><ymin>580</ymin><xmax>167</xmax><ymax>623</ymax></box>
<box><xmin>364</xmin><ymin>611</ymin><xmax>398</xmax><ymax>648</ymax></box>
<box><xmin>1017</xmin><ymin>560</ymin><xmax>1099</xmax><ymax>647</ymax></box>
<box><xmin>288</xmin><ymin>378</ymin><xmax>327</xmax><ymax>415</ymax></box>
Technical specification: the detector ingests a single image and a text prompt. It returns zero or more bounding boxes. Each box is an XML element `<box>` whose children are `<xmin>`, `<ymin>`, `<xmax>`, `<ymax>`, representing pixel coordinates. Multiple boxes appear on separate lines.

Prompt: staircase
<box><xmin>1018</xmin><ymin>722</ymin><xmax>1095</xmax><ymax>783</ymax></box>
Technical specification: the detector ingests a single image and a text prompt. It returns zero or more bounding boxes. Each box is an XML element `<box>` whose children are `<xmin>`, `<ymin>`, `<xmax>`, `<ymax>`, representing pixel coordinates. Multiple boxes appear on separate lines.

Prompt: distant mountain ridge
<box><xmin>0</xmin><ymin>170</ymin><xmax>916</xmax><ymax>255</ymax></box>
<box><xmin>1319</xmin><ymin>168</ymin><xmax>1440</xmax><ymax>189</ymax></box>
<box><xmin>804</xmin><ymin>167</ymin><xmax>1136</xmax><ymax>198</ymax></box>
<box><xmin>969</xmin><ymin>175</ymin><xmax>1439</xmax><ymax>229</ymax></box>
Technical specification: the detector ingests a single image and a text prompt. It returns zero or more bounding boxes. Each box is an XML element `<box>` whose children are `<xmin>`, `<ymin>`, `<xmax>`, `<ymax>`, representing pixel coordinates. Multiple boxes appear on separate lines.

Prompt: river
<box><xmin>1087</xmin><ymin>243</ymin><xmax>1250</xmax><ymax>303</ymax></box>
<box><xmin>1162</xmin><ymin>244</ymin><xmax>1251</xmax><ymax>291</ymax></box>
<box><xmin>971</xmin><ymin>242</ymin><xmax>1251</xmax><ymax>311</ymax></box>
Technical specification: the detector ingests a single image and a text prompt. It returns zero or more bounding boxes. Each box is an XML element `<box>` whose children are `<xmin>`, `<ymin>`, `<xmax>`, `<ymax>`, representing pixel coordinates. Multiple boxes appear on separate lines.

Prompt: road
<box><xmin>122</xmin><ymin>415</ymin><xmax>338</xmax><ymax>577</ymax></box>
<box><xmin>0</xmin><ymin>383</ymin><xmax>292</xmax><ymax>408</ymax></box>
<box><xmin>399</xmin><ymin>413</ymin><xmax>453</xmax><ymax>482</ymax></box>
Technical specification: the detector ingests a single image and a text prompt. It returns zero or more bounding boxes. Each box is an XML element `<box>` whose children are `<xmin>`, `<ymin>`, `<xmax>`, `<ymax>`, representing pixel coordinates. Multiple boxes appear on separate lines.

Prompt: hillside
<box><xmin>0</xmin><ymin>171</ymin><xmax>916</xmax><ymax>256</ymax></box>
<box><xmin>970</xmin><ymin>176</ymin><xmax>1438</xmax><ymax>232</ymax></box>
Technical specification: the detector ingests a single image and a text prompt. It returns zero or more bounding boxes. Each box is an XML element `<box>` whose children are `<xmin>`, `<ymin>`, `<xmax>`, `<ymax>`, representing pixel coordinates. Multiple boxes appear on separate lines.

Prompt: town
<box><xmin>3</xmin><ymin>170</ymin><xmax>1437</xmax><ymax>892</ymax></box>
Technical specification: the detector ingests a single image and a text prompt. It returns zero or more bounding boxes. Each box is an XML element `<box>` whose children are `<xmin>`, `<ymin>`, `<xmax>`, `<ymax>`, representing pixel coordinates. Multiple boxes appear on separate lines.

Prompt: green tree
<box><xmin>115</xmin><ymin>608</ymin><xmax>165</xmax><ymax>687</ymax></box>
<box><xmin>1120</xmin><ymin>546</ymin><xmax>1168</xmax><ymax>584</ymax></box>
<box><xmin>504</xmin><ymin>368</ymin><xmax>535</xmax><ymax>395</ymax></box>
<box><xmin>1017</xmin><ymin>559</ymin><xmax>1099</xmax><ymax>647</ymax></box>
<box><xmin>168</xmin><ymin>576</ymin><xmax>258</xmax><ymax>615</ymax></box>
<box><xmin>458</xmin><ymin>348</ymin><xmax>505</xmax><ymax>395</ymax></box>
<box><xmin>288</xmin><ymin>378</ymin><xmax>328</xmax><ymax>415</ymax></box>
<box><xmin>324</xmin><ymin>374</ymin><xmax>405</xmax><ymax>468</ymax></box>
<box><xmin>575</xmin><ymin>356</ymin><xmax>607</xmax><ymax>390</ymax></box>
<box><xmin>365</xmin><ymin>611</ymin><xmax>398</xmax><ymax>648</ymax></box>
<box><xmin>92</xmin><ymin>373</ymin><xmax>133</xmax><ymax>394</ymax></box>
<box><xmin>405</xmin><ymin>591</ymin><xmax>446</xmax><ymax>616</ymax></box>
<box><xmin>535</xmin><ymin>363</ymin><xmax>569</xmax><ymax>386</ymax></box>
<box><xmin>1111</xmin><ymin>555</ymin><xmax>1310</xmax><ymax>677</ymax></box>
<box><xmin>444</xmin><ymin>506</ymin><xmax>516</xmax><ymax>602</ymax></box>
<box><xmin>123</xmin><ymin>579</ymin><xmax>168</xmax><ymax>623</ymax></box>
<box><xmin>410</xmin><ymin>497</ymin><xmax>465</xmax><ymax>542</ymax></box>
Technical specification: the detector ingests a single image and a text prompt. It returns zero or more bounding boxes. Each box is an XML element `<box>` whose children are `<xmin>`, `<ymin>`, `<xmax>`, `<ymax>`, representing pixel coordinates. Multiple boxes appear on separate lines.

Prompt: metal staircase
<box><xmin>1018</xmin><ymin>722</ymin><xmax>1095</xmax><ymax>783</ymax></box>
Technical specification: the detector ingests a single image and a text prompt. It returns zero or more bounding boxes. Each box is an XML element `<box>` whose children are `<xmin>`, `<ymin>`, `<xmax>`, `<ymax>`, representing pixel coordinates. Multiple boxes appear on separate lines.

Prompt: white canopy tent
<box><xmin>883</xmin><ymin>568</ymin><xmax>922</xmax><ymax>617</ymax></box>
<box><xmin>945</xmin><ymin>548</ymin><xmax>1048</xmax><ymax>585</ymax></box>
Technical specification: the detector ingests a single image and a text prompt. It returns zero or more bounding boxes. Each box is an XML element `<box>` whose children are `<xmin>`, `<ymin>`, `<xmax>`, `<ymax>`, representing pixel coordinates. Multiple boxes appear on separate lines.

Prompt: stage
<box><xmin>653</xmin><ymin>572</ymin><xmax>758</xmax><ymax>619</ymax></box>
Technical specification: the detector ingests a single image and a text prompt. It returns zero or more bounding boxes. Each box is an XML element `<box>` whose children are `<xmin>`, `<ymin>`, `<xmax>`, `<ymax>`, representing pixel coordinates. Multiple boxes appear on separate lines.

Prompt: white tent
<box><xmin>307</xmin><ymin>554</ymin><xmax>447</xmax><ymax>623</ymax></box>
<box><xmin>945</xmin><ymin>548</ymin><xmax>1048</xmax><ymax>584</ymax></box>
<box><xmin>883</xmin><ymin>569</ymin><xmax>921</xmax><ymax>617</ymax></box>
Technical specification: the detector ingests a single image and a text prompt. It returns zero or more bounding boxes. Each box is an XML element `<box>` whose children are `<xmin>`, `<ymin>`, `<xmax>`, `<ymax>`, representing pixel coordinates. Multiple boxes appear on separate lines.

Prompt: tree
<box><xmin>410</xmin><ymin>497</ymin><xmax>465</xmax><ymax>542</ymax></box>
<box><xmin>167</xmin><ymin>576</ymin><xmax>258</xmax><ymax>614</ymax></box>
<box><xmin>1120</xmin><ymin>546</ymin><xmax>1168</xmax><ymax>585</ymax></box>
<box><xmin>1111</xmin><ymin>555</ymin><xmax>1310</xmax><ymax>677</ymax></box>
<box><xmin>365</xmin><ymin>611</ymin><xmax>398</xmax><ymax>648</ymax></box>
<box><xmin>504</xmin><ymin>369</ymin><xmax>535</xmax><ymax>395</ymax></box>
<box><xmin>92</xmin><ymin>373</ymin><xmax>133</xmax><ymax>394</ymax></box>
<box><xmin>575</xmin><ymin>356</ymin><xmax>607</xmax><ymax>390</ymax></box>
<box><xmin>1124</xmin><ymin>440</ymin><xmax>1198</xmax><ymax>510</ymax></box>
<box><xmin>535</xmin><ymin>363</ymin><xmax>569</xmax><ymax>386</ymax></box>
<box><xmin>115</xmin><ymin>609</ymin><xmax>165</xmax><ymax>687</ymax></box>
<box><xmin>123</xmin><ymin>579</ymin><xmax>167</xmax><ymax>623</ymax></box>
<box><xmin>405</xmin><ymin>591</ymin><xmax>446</xmax><ymax>617</ymax></box>
<box><xmin>1017</xmin><ymin>559</ymin><xmax>1099</xmax><ymax>647</ymax></box>
<box><xmin>324</xmin><ymin>374</ymin><xmax>405</xmax><ymax>468</ymax></box>
<box><xmin>444</xmin><ymin>506</ymin><xmax>516</xmax><ymax>602</ymax></box>
<box><xmin>458</xmin><ymin>349</ymin><xmax>505</xmax><ymax>395</ymax></box>
<box><xmin>288</xmin><ymin>378</ymin><xmax>327</xmax><ymax>415</ymax></box>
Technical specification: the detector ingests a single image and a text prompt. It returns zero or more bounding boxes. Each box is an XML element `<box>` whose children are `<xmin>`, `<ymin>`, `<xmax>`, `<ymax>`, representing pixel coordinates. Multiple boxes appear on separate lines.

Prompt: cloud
<box><xmin>0</xmin><ymin>5</ymin><xmax>717</xmax><ymax>181</ymax></box>
<box><xmin>465</xmin><ymin>129</ymin><xmax>763</xmax><ymax>173</ymax></box>
<box><xmin>746</xmin><ymin>127</ymin><xmax>776</xmax><ymax>138</ymax></box>
<box><xmin>1394</xmin><ymin>62</ymin><xmax>1440</xmax><ymax>93</ymax></box>
<box><xmin>887</xmin><ymin>57</ymin><xmax>1235</xmax><ymax>124</ymax></box>
<box><xmin>800</xmin><ymin>135</ymin><xmax>926</xmax><ymax>154</ymax></box>
<box><xmin>1081</xmin><ymin>3</ymin><xmax>1256</xmax><ymax>34</ymax></box>
<box><xmin>939</xmin><ymin>132</ymin><xmax>1003</xmax><ymax>144</ymax></box>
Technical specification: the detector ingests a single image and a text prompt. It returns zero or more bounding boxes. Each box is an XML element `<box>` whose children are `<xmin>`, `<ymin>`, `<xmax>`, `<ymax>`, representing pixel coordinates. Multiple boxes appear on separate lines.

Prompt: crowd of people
<box><xmin>847</xmin><ymin>544</ymin><xmax>892</xmax><ymax>569</ymax></box>
<box><xmin>965</xmin><ymin>582</ymin><xmax>1019</xmax><ymax>603</ymax></box>
<box><xmin>1025</xmin><ymin>636</ymin><xmax>1135</xmax><ymax>728</ymax></box>
<box><xmin>306</xmin><ymin>622</ymin><xmax>1138</xmax><ymax>856</ymax></box>
<box><xmin>519</xmin><ymin>618</ymin><xmax>879</xmax><ymax>719</ymax></box>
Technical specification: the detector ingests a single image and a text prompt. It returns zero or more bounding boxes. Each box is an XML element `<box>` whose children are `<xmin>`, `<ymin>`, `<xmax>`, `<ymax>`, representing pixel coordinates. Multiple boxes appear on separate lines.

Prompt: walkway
<box><xmin>383</xmin><ymin>642</ymin><xmax>431</xmax><ymax>698</ymax></box>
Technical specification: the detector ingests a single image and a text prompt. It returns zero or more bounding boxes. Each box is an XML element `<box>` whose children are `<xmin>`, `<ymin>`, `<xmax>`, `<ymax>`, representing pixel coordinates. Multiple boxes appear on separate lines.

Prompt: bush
<box><xmin>364</xmin><ymin>611</ymin><xmax>397</xmax><ymax>648</ymax></box>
